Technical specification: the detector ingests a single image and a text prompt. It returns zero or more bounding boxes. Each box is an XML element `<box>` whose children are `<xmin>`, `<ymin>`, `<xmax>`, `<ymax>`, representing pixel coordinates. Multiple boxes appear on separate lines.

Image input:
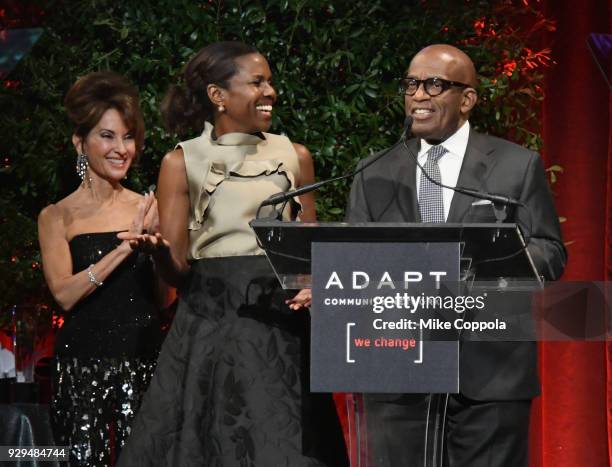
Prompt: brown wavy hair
<box><xmin>64</xmin><ymin>71</ymin><xmax>145</xmax><ymax>154</ymax></box>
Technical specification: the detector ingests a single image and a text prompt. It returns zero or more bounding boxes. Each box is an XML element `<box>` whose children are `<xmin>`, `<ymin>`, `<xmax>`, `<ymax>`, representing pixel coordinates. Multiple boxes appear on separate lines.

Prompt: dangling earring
<box><xmin>76</xmin><ymin>153</ymin><xmax>92</xmax><ymax>186</ymax></box>
<box><xmin>218</xmin><ymin>104</ymin><xmax>225</xmax><ymax>112</ymax></box>
<box><xmin>76</xmin><ymin>153</ymin><xmax>88</xmax><ymax>180</ymax></box>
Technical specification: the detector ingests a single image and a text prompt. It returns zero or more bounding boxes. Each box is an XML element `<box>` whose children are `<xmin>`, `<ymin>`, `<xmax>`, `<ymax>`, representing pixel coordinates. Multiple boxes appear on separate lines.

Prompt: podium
<box><xmin>251</xmin><ymin>220</ymin><xmax>542</xmax><ymax>467</ymax></box>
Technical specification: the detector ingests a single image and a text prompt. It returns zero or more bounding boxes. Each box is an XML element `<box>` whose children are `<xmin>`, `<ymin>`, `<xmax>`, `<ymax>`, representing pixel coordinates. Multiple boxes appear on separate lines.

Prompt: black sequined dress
<box><xmin>52</xmin><ymin>231</ymin><xmax>162</xmax><ymax>466</ymax></box>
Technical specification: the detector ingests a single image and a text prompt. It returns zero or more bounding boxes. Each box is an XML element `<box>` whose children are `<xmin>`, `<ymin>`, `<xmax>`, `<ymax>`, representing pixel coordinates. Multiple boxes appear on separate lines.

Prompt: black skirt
<box><xmin>118</xmin><ymin>256</ymin><xmax>348</xmax><ymax>467</ymax></box>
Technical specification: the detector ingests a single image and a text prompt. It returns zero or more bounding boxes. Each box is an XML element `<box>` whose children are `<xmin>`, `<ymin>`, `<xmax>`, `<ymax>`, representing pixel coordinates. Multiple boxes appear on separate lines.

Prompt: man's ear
<box><xmin>207</xmin><ymin>83</ymin><xmax>225</xmax><ymax>108</ymax></box>
<box><xmin>72</xmin><ymin>134</ymin><xmax>83</xmax><ymax>155</ymax></box>
<box><xmin>461</xmin><ymin>88</ymin><xmax>478</xmax><ymax>114</ymax></box>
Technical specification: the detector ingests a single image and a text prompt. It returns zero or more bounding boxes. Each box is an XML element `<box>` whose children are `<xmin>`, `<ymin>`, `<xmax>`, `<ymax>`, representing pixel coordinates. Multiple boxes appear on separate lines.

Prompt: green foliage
<box><xmin>0</xmin><ymin>0</ymin><xmax>551</xmax><ymax>310</ymax></box>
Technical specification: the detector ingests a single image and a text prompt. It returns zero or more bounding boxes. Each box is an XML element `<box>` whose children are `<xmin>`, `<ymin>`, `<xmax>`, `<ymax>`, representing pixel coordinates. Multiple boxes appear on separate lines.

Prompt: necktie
<box><xmin>418</xmin><ymin>145</ymin><xmax>448</xmax><ymax>222</ymax></box>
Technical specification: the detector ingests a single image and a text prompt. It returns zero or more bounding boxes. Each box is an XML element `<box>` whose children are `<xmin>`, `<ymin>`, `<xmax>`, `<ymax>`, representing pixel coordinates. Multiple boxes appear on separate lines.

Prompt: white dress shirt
<box><xmin>416</xmin><ymin>120</ymin><xmax>470</xmax><ymax>221</ymax></box>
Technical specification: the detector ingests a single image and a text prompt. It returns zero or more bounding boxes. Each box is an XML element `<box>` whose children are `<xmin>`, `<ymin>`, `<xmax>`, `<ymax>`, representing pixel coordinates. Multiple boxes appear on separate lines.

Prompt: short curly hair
<box><xmin>64</xmin><ymin>71</ymin><xmax>145</xmax><ymax>154</ymax></box>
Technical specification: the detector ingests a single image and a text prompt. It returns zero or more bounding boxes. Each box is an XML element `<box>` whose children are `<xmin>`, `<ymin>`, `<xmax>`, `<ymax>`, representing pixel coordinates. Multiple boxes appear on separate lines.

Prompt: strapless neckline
<box><xmin>69</xmin><ymin>230</ymin><xmax>127</xmax><ymax>243</ymax></box>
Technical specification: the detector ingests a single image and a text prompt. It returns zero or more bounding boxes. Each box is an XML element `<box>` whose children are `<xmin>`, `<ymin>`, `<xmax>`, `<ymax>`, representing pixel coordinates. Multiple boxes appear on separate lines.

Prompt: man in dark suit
<box><xmin>346</xmin><ymin>44</ymin><xmax>566</xmax><ymax>467</ymax></box>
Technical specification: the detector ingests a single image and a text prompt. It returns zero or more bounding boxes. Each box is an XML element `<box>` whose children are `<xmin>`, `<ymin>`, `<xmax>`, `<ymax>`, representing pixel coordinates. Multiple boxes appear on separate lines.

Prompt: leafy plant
<box><xmin>0</xmin><ymin>0</ymin><xmax>553</xmax><ymax>312</ymax></box>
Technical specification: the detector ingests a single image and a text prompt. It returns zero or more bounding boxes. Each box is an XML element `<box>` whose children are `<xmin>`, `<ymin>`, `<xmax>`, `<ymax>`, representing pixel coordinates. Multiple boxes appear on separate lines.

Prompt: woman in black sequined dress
<box><xmin>37</xmin><ymin>72</ymin><xmax>163</xmax><ymax>466</ymax></box>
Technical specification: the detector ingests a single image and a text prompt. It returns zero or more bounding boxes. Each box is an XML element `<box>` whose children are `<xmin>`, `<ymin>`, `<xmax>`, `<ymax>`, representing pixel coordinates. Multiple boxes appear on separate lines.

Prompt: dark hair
<box><xmin>161</xmin><ymin>41</ymin><xmax>259</xmax><ymax>135</ymax></box>
<box><xmin>64</xmin><ymin>71</ymin><xmax>145</xmax><ymax>154</ymax></box>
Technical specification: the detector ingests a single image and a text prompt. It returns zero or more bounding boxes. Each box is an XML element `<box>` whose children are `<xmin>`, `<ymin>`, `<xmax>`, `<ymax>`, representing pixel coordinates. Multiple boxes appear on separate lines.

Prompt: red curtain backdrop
<box><xmin>533</xmin><ymin>1</ymin><xmax>611</xmax><ymax>466</ymax></box>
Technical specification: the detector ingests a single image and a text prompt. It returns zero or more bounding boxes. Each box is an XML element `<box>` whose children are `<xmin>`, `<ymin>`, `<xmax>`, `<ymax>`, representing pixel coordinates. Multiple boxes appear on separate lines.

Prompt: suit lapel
<box><xmin>393</xmin><ymin>138</ymin><xmax>421</xmax><ymax>222</ymax></box>
<box><xmin>447</xmin><ymin>129</ymin><xmax>497</xmax><ymax>223</ymax></box>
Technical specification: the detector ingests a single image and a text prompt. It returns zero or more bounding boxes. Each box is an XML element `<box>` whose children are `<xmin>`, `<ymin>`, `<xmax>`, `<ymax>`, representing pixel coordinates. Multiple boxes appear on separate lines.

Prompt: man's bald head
<box><xmin>409</xmin><ymin>44</ymin><xmax>478</xmax><ymax>87</ymax></box>
<box><xmin>404</xmin><ymin>44</ymin><xmax>479</xmax><ymax>144</ymax></box>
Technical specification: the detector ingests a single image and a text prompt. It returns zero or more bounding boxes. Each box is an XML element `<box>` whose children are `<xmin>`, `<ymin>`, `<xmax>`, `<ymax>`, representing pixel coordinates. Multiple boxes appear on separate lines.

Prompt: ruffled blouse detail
<box><xmin>179</xmin><ymin>122</ymin><xmax>301</xmax><ymax>260</ymax></box>
<box><xmin>190</xmin><ymin>158</ymin><xmax>298</xmax><ymax>230</ymax></box>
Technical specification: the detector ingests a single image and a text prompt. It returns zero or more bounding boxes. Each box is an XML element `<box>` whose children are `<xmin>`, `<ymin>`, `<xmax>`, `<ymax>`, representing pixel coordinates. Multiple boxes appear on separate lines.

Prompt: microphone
<box><xmin>259</xmin><ymin>116</ymin><xmax>414</xmax><ymax>209</ymax></box>
<box><xmin>445</xmin><ymin>186</ymin><xmax>522</xmax><ymax>207</ymax></box>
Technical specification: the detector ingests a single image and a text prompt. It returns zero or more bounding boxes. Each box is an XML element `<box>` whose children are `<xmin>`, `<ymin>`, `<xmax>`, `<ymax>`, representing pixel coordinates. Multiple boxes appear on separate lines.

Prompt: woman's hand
<box><xmin>117</xmin><ymin>192</ymin><xmax>170</xmax><ymax>255</ymax></box>
<box><xmin>286</xmin><ymin>288</ymin><xmax>312</xmax><ymax>311</ymax></box>
<box><xmin>143</xmin><ymin>193</ymin><xmax>160</xmax><ymax>234</ymax></box>
<box><xmin>120</xmin><ymin>232</ymin><xmax>171</xmax><ymax>256</ymax></box>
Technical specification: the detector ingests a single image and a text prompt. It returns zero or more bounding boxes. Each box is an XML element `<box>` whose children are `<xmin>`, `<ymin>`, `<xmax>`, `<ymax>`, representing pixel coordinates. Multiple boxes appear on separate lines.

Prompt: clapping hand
<box><xmin>117</xmin><ymin>192</ymin><xmax>170</xmax><ymax>255</ymax></box>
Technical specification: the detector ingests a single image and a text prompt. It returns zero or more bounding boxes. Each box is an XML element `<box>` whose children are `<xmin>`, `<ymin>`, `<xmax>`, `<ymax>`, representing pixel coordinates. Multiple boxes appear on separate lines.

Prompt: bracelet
<box><xmin>87</xmin><ymin>264</ymin><xmax>103</xmax><ymax>287</ymax></box>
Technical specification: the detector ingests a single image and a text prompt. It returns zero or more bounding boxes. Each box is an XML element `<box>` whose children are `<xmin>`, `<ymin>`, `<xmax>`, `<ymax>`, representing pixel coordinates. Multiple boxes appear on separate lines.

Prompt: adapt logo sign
<box><xmin>323</xmin><ymin>270</ymin><xmax>448</xmax><ymax>290</ymax></box>
<box><xmin>310</xmin><ymin>242</ymin><xmax>460</xmax><ymax>394</ymax></box>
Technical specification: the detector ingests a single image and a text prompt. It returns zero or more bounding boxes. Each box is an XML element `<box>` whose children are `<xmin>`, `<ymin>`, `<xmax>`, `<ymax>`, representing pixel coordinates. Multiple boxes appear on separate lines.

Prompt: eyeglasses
<box><xmin>399</xmin><ymin>77</ymin><xmax>471</xmax><ymax>97</ymax></box>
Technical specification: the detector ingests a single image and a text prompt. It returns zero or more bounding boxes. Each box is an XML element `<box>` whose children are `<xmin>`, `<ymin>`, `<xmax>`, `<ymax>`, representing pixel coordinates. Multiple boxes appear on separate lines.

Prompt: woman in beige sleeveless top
<box><xmin>118</xmin><ymin>42</ymin><xmax>348</xmax><ymax>467</ymax></box>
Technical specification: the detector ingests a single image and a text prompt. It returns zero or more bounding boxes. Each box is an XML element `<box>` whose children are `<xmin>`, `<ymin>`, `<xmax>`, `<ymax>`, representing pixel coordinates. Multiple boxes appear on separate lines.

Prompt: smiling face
<box><xmin>211</xmin><ymin>53</ymin><xmax>277</xmax><ymax>136</ymax></box>
<box><xmin>74</xmin><ymin>107</ymin><xmax>136</xmax><ymax>182</ymax></box>
<box><xmin>405</xmin><ymin>45</ymin><xmax>478</xmax><ymax>144</ymax></box>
